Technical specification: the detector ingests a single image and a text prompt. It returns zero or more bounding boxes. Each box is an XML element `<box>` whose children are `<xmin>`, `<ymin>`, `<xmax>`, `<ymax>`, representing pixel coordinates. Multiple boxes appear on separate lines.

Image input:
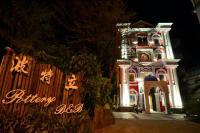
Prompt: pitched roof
<box><xmin>131</xmin><ymin>20</ymin><xmax>154</xmax><ymax>28</ymax></box>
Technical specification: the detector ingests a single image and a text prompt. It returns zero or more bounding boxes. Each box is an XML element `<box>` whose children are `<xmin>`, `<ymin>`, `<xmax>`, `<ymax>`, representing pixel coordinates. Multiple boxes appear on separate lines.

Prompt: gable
<box><xmin>131</xmin><ymin>20</ymin><xmax>154</xmax><ymax>28</ymax></box>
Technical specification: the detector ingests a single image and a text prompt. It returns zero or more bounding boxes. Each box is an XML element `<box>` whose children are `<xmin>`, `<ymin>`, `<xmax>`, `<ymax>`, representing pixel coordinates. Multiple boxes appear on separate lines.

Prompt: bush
<box><xmin>0</xmin><ymin>106</ymin><xmax>94</xmax><ymax>133</ymax></box>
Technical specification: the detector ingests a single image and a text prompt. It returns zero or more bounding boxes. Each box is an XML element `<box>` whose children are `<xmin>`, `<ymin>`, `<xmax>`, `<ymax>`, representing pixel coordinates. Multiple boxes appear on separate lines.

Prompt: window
<box><xmin>138</xmin><ymin>37</ymin><xmax>148</xmax><ymax>45</ymax></box>
<box><xmin>129</xmin><ymin>73</ymin><xmax>135</xmax><ymax>81</ymax></box>
<box><xmin>154</xmin><ymin>39</ymin><xmax>160</xmax><ymax>46</ymax></box>
<box><xmin>159</xmin><ymin>75</ymin><xmax>164</xmax><ymax>81</ymax></box>
<box><xmin>156</xmin><ymin>54</ymin><xmax>162</xmax><ymax>60</ymax></box>
<box><xmin>137</xmin><ymin>32</ymin><xmax>148</xmax><ymax>46</ymax></box>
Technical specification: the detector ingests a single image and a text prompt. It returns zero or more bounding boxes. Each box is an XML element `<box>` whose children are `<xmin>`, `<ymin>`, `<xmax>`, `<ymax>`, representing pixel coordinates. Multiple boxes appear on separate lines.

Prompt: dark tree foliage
<box><xmin>0</xmin><ymin>0</ymin><xmax>133</xmax><ymax>76</ymax></box>
<box><xmin>0</xmin><ymin>0</ymin><xmax>134</xmax><ymax>121</ymax></box>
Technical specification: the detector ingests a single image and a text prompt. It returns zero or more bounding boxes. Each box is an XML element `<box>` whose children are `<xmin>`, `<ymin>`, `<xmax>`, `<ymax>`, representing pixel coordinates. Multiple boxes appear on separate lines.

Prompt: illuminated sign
<box><xmin>2</xmin><ymin>89</ymin><xmax>56</xmax><ymax>107</ymax></box>
<box><xmin>10</xmin><ymin>56</ymin><xmax>29</xmax><ymax>74</ymax></box>
<box><xmin>65</xmin><ymin>74</ymin><xmax>78</xmax><ymax>90</ymax></box>
<box><xmin>2</xmin><ymin>89</ymin><xmax>83</xmax><ymax>114</ymax></box>
<box><xmin>54</xmin><ymin>104</ymin><xmax>83</xmax><ymax>114</ymax></box>
<box><xmin>40</xmin><ymin>69</ymin><xmax>54</xmax><ymax>84</ymax></box>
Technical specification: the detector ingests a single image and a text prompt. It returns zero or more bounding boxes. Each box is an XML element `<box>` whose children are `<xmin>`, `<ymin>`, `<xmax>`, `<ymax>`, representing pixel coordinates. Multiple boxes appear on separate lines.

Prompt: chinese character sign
<box><xmin>65</xmin><ymin>74</ymin><xmax>78</xmax><ymax>90</ymax></box>
<box><xmin>40</xmin><ymin>69</ymin><xmax>54</xmax><ymax>84</ymax></box>
<box><xmin>10</xmin><ymin>56</ymin><xmax>29</xmax><ymax>74</ymax></box>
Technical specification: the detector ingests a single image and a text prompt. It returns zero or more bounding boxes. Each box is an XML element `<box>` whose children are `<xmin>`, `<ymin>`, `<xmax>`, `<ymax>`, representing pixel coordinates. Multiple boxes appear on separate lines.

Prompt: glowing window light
<box><xmin>149</xmin><ymin>40</ymin><xmax>154</xmax><ymax>45</ymax></box>
<box><xmin>134</xmin><ymin>58</ymin><xmax>138</xmax><ymax>62</ymax></box>
<box><xmin>153</xmin><ymin>58</ymin><xmax>157</xmax><ymax>62</ymax></box>
<box><xmin>132</xmin><ymin>41</ymin><xmax>138</xmax><ymax>44</ymax></box>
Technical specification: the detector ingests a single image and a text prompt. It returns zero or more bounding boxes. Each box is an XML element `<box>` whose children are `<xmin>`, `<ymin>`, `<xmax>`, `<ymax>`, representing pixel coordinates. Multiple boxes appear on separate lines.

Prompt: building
<box><xmin>191</xmin><ymin>0</ymin><xmax>200</xmax><ymax>23</ymax></box>
<box><xmin>115</xmin><ymin>20</ymin><xmax>183</xmax><ymax>113</ymax></box>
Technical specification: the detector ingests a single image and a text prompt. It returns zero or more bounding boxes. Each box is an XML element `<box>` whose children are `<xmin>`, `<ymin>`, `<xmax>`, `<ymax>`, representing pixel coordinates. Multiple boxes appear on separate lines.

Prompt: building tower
<box><xmin>116</xmin><ymin>21</ymin><xmax>183</xmax><ymax>113</ymax></box>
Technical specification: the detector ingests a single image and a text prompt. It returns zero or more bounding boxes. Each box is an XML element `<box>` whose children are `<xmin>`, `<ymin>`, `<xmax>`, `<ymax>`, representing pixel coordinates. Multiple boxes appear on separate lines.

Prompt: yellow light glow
<box><xmin>134</xmin><ymin>58</ymin><xmax>138</xmax><ymax>62</ymax></box>
<box><xmin>2</xmin><ymin>89</ymin><xmax>56</xmax><ymax>107</ymax></box>
<box><xmin>54</xmin><ymin>104</ymin><xmax>83</xmax><ymax>114</ymax></box>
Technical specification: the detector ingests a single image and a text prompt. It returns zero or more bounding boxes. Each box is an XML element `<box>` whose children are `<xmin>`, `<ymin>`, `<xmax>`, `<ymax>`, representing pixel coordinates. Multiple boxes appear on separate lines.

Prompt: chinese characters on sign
<box><xmin>65</xmin><ymin>74</ymin><xmax>78</xmax><ymax>90</ymax></box>
<box><xmin>10</xmin><ymin>56</ymin><xmax>29</xmax><ymax>74</ymax></box>
<box><xmin>7</xmin><ymin>55</ymin><xmax>83</xmax><ymax>114</ymax></box>
<box><xmin>40</xmin><ymin>69</ymin><xmax>54</xmax><ymax>84</ymax></box>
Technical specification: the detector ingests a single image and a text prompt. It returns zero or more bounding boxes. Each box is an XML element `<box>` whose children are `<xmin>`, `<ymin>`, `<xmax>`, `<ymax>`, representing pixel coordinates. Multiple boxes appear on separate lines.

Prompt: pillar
<box><xmin>167</xmin><ymin>66</ymin><xmax>183</xmax><ymax>108</ymax></box>
<box><xmin>144</xmin><ymin>84</ymin><xmax>150</xmax><ymax>113</ymax></box>
<box><xmin>119</xmin><ymin>64</ymin><xmax>130</xmax><ymax>107</ymax></box>
<box><xmin>166</xmin><ymin>67</ymin><xmax>174</xmax><ymax>107</ymax></box>
<box><xmin>155</xmin><ymin>92</ymin><xmax>161</xmax><ymax>112</ymax></box>
<box><xmin>172</xmin><ymin>68</ymin><xmax>183</xmax><ymax>108</ymax></box>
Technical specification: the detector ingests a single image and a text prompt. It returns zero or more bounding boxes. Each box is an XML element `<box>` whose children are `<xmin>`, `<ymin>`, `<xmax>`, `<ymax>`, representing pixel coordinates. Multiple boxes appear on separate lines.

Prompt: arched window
<box><xmin>154</xmin><ymin>39</ymin><xmax>160</xmax><ymax>46</ymax></box>
<box><xmin>129</xmin><ymin>69</ymin><xmax>137</xmax><ymax>82</ymax></box>
<box><xmin>152</xmin><ymin>33</ymin><xmax>161</xmax><ymax>46</ymax></box>
<box><xmin>154</xmin><ymin>48</ymin><xmax>165</xmax><ymax>60</ymax></box>
<box><xmin>156</xmin><ymin>68</ymin><xmax>168</xmax><ymax>81</ymax></box>
<box><xmin>156</xmin><ymin>53</ymin><xmax>162</xmax><ymax>60</ymax></box>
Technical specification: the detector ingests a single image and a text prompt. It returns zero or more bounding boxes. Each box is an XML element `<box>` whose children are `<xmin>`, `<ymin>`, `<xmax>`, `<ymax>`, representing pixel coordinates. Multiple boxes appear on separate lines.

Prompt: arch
<box><xmin>154</xmin><ymin>48</ymin><xmax>165</xmax><ymax>59</ymax></box>
<box><xmin>152</xmin><ymin>33</ymin><xmax>161</xmax><ymax>39</ymax></box>
<box><xmin>149</xmin><ymin>86</ymin><xmax>166</xmax><ymax>112</ymax></box>
<box><xmin>129</xmin><ymin>68</ymin><xmax>138</xmax><ymax>80</ymax></box>
<box><xmin>144</xmin><ymin>81</ymin><xmax>170</xmax><ymax>114</ymax></box>
<box><xmin>156</xmin><ymin>68</ymin><xmax>168</xmax><ymax>81</ymax></box>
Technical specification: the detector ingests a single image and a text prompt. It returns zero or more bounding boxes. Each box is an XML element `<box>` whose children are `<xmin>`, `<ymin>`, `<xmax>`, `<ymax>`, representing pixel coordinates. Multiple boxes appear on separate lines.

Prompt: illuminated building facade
<box><xmin>116</xmin><ymin>21</ymin><xmax>183</xmax><ymax>113</ymax></box>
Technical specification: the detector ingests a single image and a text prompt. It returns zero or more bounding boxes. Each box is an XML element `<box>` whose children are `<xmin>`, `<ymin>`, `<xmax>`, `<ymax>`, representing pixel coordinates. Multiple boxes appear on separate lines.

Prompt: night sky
<box><xmin>127</xmin><ymin>0</ymin><xmax>200</xmax><ymax>70</ymax></box>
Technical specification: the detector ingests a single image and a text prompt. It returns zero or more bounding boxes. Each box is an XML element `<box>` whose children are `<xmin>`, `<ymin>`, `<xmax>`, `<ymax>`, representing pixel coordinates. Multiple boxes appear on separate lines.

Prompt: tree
<box><xmin>0</xmin><ymin>0</ymin><xmax>133</xmax><ymax>76</ymax></box>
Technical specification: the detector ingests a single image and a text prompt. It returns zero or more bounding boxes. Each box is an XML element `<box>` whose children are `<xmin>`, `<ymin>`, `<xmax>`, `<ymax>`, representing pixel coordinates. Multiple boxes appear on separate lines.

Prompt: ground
<box><xmin>95</xmin><ymin>112</ymin><xmax>200</xmax><ymax>133</ymax></box>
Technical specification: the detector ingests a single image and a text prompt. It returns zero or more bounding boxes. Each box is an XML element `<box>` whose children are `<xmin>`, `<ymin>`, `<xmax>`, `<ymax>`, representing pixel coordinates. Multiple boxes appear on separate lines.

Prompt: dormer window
<box><xmin>157</xmin><ymin>54</ymin><xmax>162</xmax><ymax>60</ymax></box>
<box><xmin>152</xmin><ymin>33</ymin><xmax>161</xmax><ymax>46</ymax></box>
<box><xmin>154</xmin><ymin>39</ymin><xmax>160</xmax><ymax>46</ymax></box>
<box><xmin>136</xmin><ymin>32</ymin><xmax>148</xmax><ymax>46</ymax></box>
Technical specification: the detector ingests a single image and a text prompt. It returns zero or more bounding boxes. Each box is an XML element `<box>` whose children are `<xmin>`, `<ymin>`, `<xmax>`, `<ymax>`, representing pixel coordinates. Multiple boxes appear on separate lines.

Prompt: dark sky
<box><xmin>127</xmin><ymin>0</ymin><xmax>200</xmax><ymax>70</ymax></box>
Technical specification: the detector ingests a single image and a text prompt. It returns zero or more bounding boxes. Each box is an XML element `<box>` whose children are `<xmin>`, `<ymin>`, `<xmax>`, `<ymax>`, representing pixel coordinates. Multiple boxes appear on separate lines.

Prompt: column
<box><xmin>166</xmin><ymin>67</ymin><xmax>174</xmax><ymax>107</ymax></box>
<box><xmin>172</xmin><ymin>68</ymin><xmax>183</xmax><ymax>108</ymax></box>
<box><xmin>144</xmin><ymin>88</ymin><xmax>150</xmax><ymax>113</ymax></box>
<box><xmin>119</xmin><ymin>64</ymin><xmax>130</xmax><ymax>107</ymax></box>
<box><xmin>155</xmin><ymin>92</ymin><xmax>161</xmax><ymax>112</ymax></box>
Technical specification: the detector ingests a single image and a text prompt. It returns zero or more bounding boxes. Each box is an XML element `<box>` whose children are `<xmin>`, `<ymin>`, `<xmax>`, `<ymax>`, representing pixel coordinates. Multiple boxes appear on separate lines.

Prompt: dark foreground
<box><xmin>96</xmin><ymin>119</ymin><xmax>200</xmax><ymax>133</ymax></box>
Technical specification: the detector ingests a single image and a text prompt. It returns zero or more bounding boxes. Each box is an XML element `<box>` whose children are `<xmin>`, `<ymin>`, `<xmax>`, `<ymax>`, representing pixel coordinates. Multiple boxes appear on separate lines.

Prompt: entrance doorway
<box><xmin>149</xmin><ymin>87</ymin><xmax>166</xmax><ymax>113</ymax></box>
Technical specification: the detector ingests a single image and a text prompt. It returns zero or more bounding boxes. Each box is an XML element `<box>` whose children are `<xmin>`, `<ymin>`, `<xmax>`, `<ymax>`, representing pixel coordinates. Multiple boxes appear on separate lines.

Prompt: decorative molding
<box><xmin>138</xmin><ymin>67</ymin><xmax>153</xmax><ymax>72</ymax></box>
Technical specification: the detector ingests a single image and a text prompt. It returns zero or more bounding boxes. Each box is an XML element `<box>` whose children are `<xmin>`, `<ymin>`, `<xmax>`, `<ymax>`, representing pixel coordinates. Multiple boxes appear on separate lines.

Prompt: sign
<box><xmin>65</xmin><ymin>74</ymin><xmax>78</xmax><ymax>90</ymax></box>
<box><xmin>10</xmin><ymin>56</ymin><xmax>29</xmax><ymax>74</ymax></box>
<box><xmin>40</xmin><ymin>69</ymin><xmax>54</xmax><ymax>84</ymax></box>
<box><xmin>2</xmin><ymin>55</ymin><xmax>84</xmax><ymax>115</ymax></box>
<box><xmin>2</xmin><ymin>89</ymin><xmax>83</xmax><ymax>114</ymax></box>
<box><xmin>2</xmin><ymin>89</ymin><xmax>56</xmax><ymax>107</ymax></box>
